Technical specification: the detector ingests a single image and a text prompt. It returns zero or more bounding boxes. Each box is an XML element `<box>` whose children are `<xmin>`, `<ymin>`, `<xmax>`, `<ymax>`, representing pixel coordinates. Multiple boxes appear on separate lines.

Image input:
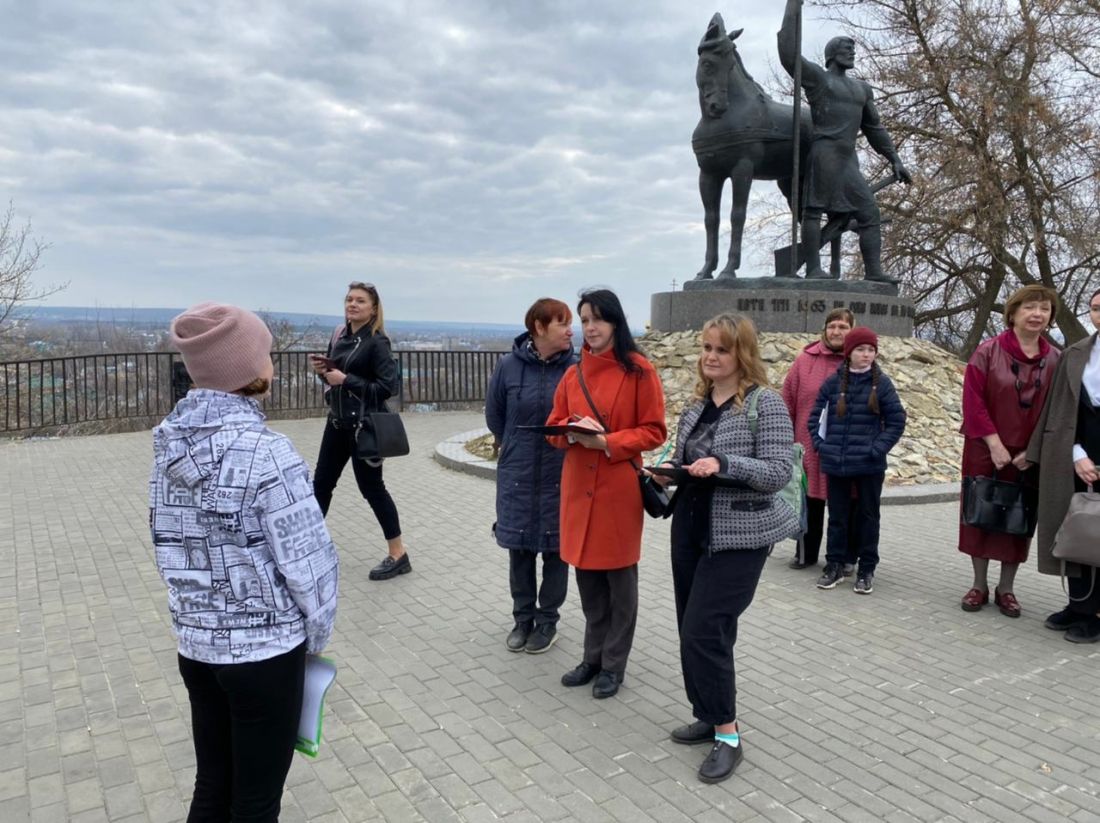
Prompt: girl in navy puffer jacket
<box><xmin>809</xmin><ymin>328</ymin><xmax>906</xmax><ymax>594</ymax></box>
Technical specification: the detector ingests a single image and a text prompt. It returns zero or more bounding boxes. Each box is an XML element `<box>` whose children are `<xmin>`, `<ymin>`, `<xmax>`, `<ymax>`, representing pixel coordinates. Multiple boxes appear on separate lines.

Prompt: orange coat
<box><xmin>546</xmin><ymin>347</ymin><xmax>667</xmax><ymax>570</ymax></box>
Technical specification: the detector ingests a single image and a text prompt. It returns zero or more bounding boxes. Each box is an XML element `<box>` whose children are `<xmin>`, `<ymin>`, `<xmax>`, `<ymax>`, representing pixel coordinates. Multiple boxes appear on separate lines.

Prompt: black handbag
<box><xmin>575</xmin><ymin>362</ymin><xmax>670</xmax><ymax>519</ymax></box>
<box><xmin>961</xmin><ymin>470</ymin><xmax>1038</xmax><ymax>537</ymax></box>
<box><xmin>354</xmin><ymin>392</ymin><xmax>409</xmax><ymax>461</ymax></box>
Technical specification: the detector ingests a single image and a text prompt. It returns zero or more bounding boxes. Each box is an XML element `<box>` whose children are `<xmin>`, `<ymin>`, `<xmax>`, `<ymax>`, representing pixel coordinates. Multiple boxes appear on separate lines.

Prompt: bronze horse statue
<box><xmin>692</xmin><ymin>13</ymin><xmax>811</xmax><ymax>279</ymax></box>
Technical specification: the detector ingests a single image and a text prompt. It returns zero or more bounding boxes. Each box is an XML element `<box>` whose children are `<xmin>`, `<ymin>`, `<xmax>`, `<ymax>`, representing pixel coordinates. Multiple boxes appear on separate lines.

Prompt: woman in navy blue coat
<box><xmin>486</xmin><ymin>298</ymin><xmax>577</xmax><ymax>654</ymax></box>
<box><xmin>809</xmin><ymin>328</ymin><xmax>906</xmax><ymax>594</ymax></box>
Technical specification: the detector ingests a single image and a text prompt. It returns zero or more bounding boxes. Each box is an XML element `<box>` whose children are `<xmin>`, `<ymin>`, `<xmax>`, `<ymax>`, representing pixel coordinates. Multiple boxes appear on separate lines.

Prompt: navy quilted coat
<box><xmin>809</xmin><ymin>367</ymin><xmax>907</xmax><ymax>477</ymax></box>
<box><xmin>486</xmin><ymin>334</ymin><xmax>577</xmax><ymax>552</ymax></box>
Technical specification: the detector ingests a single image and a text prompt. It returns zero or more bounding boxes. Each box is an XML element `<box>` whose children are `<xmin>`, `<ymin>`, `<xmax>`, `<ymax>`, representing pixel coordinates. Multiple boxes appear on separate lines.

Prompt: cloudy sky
<box><xmin>1</xmin><ymin>1</ymin><xmax>841</xmax><ymax>327</ymax></box>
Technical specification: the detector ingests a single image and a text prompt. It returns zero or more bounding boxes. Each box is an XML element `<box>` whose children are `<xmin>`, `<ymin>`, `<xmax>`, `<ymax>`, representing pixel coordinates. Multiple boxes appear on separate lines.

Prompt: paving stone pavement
<box><xmin>2</xmin><ymin>410</ymin><xmax>1098</xmax><ymax>823</ymax></box>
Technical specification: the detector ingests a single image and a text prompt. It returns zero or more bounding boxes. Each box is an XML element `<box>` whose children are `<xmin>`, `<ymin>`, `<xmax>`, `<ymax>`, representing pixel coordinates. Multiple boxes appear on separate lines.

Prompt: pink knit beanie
<box><xmin>170</xmin><ymin>303</ymin><xmax>273</xmax><ymax>393</ymax></box>
<box><xmin>843</xmin><ymin>326</ymin><xmax>879</xmax><ymax>359</ymax></box>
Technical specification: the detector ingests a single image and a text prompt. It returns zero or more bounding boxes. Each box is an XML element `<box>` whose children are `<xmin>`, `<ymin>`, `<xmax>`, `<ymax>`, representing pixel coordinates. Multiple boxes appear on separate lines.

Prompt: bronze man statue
<box><xmin>778</xmin><ymin>0</ymin><xmax>911</xmax><ymax>283</ymax></box>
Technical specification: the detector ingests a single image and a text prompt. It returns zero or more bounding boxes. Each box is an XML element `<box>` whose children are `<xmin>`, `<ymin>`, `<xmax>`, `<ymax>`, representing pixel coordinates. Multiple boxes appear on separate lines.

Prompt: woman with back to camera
<box><xmin>485</xmin><ymin>297</ymin><xmax>577</xmax><ymax>654</ymax></box>
<box><xmin>649</xmin><ymin>313</ymin><xmax>797</xmax><ymax>784</ymax></box>
<box><xmin>546</xmin><ymin>289</ymin><xmax>667</xmax><ymax>700</ymax></box>
<box><xmin>152</xmin><ymin>303</ymin><xmax>339</xmax><ymax>821</ymax></box>
<box><xmin>310</xmin><ymin>281</ymin><xmax>408</xmax><ymax>581</ymax></box>
<box><xmin>782</xmin><ymin>308</ymin><xmax>859</xmax><ymax>573</ymax></box>
<box><xmin>958</xmin><ymin>285</ymin><xmax>1060</xmax><ymax>617</ymax></box>
<box><xmin>1027</xmin><ymin>287</ymin><xmax>1100</xmax><ymax>643</ymax></box>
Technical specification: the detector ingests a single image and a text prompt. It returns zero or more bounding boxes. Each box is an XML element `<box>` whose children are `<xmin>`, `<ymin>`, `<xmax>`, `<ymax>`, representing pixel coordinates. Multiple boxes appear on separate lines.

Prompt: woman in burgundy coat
<box><xmin>782</xmin><ymin>308</ymin><xmax>857</xmax><ymax>570</ymax></box>
<box><xmin>959</xmin><ymin>285</ymin><xmax>1060</xmax><ymax>617</ymax></box>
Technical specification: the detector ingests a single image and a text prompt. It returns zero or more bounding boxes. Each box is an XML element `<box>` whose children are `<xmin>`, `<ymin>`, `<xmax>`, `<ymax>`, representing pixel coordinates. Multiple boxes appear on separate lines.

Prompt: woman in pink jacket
<box><xmin>781</xmin><ymin>308</ymin><xmax>858</xmax><ymax>570</ymax></box>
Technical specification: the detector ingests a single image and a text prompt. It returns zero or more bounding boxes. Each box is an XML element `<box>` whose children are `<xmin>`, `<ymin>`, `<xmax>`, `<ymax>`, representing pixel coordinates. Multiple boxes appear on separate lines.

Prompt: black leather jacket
<box><xmin>325</xmin><ymin>324</ymin><xmax>400</xmax><ymax>425</ymax></box>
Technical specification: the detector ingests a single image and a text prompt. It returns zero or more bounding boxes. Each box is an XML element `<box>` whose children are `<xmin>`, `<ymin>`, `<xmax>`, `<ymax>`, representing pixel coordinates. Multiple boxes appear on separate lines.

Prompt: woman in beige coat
<box><xmin>1026</xmin><ymin>287</ymin><xmax>1100</xmax><ymax>643</ymax></box>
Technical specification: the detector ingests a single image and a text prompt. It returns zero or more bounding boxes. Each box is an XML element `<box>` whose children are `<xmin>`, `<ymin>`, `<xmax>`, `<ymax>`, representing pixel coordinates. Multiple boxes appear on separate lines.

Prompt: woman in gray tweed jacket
<box><xmin>649</xmin><ymin>313</ymin><xmax>797</xmax><ymax>785</ymax></box>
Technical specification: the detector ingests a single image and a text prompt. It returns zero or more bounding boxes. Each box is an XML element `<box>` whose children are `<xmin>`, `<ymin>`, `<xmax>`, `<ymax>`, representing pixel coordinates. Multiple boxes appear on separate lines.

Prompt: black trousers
<box><xmin>574</xmin><ymin>565</ymin><xmax>638</xmax><ymax>674</ymax></box>
<box><xmin>1068</xmin><ymin>570</ymin><xmax>1100</xmax><ymax>615</ymax></box>
<box><xmin>509</xmin><ymin>550</ymin><xmax>568</xmax><ymax>627</ymax></box>
<box><xmin>795</xmin><ymin>496</ymin><xmax>860</xmax><ymax>566</ymax></box>
<box><xmin>672</xmin><ymin>542</ymin><xmax>769</xmax><ymax>726</ymax></box>
<box><xmin>313</xmin><ymin>419</ymin><xmax>402</xmax><ymax>540</ymax></box>
<box><xmin>178</xmin><ymin>644</ymin><xmax>305</xmax><ymax>823</ymax></box>
<box><xmin>825</xmin><ymin>473</ymin><xmax>885</xmax><ymax>575</ymax></box>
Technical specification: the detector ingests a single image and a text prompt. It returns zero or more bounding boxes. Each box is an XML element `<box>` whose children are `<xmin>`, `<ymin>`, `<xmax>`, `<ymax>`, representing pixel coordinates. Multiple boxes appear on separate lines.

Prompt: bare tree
<box><xmin>0</xmin><ymin>203</ymin><xmax>64</xmax><ymax>347</ymax></box>
<box><xmin>815</xmin><ymin>0</ymin><xmax>1100</xmax><ymax>355</ymax></box>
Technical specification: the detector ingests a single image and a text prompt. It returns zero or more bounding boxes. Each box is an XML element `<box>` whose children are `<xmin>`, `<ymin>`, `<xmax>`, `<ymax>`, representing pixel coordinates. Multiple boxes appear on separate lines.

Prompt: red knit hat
<box><xmin>843</xmin><ymin>327</ymin><xmax>879</xmax><ymax>359</ymax></box>
<box><xmin>170</xmin><ymin>303</ymin><xmax>273</xmax><ymax>393</ymax></box>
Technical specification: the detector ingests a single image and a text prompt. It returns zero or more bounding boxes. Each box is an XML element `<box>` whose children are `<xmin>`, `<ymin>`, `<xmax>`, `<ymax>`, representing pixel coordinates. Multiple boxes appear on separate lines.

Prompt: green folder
<box><xmin>296</xmin><ymin>655</ymin><xmax>337</xmax><ymax>757</ymax></box>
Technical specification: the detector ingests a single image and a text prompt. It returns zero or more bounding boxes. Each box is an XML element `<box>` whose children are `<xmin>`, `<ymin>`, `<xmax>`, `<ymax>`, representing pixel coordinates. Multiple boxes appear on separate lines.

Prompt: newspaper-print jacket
<box><xmin>150</xmin><ymin>390</ymin><xmax>339</xmax><ymax>664</ymax></box>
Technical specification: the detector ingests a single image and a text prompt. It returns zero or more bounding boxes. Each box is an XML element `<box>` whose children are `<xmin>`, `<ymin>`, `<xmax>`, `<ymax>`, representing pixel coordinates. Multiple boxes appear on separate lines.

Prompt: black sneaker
<box><xmin>853</xmin><ymin>573</ymin><xmax>874</xmax><ymax>595</ymax></box>
<box><xmin>524</xmin><ymin>624</ymin><xmax>557</xmax><ymax>654</ymax></box>
<box><xmin>368</xmin><ymin>552</ymin><xmax>411</xmax><ymax>581</ymax></box>
<box><xmin>1065</xmin><ymin>616</ymin><xmax>1100</xmax><ymax>644</ymax></box>
<box><xmin>506</xmin><ymin>622</ymin><xmax>532</xmax><ymax>652</ymax></box>
<box><xmin>1044</xmin><ymin>606</ymin><xmax>1086</xmax><ymax>631</ymax></box>
<box><xmin>816</xmin><ymin>562</ymin><xmax>843</xmax><ymax>589</ymax></box>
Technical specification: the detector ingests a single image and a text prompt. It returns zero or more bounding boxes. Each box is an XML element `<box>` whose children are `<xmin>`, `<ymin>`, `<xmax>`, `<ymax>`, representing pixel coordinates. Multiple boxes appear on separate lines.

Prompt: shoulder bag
<box><xmin>575</xmin><ymin>363</ymin><xmax>670</xmax><ymax>518</ymax></box>
<box><xmin>1052</xmin><ymin>483</ymin><xmax>1100</xmax><ymax>601</ymax></box>
<box><xmin>354</xmin><ymin>390</ymin><xmax>409</xmax><ymax>462</ymax></box>
<box><xmin>960</xmin><ymin>470</ymin><xmax>1038</xmax><ymax>537</ymax></box>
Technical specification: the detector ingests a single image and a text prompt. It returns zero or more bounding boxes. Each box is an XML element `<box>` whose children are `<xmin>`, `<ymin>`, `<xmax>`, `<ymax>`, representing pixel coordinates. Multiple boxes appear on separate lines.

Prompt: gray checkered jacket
<box><xmin>674</xmin><ymin>387</ymin><xmax>798</xmax><ymax>551</ymax></box>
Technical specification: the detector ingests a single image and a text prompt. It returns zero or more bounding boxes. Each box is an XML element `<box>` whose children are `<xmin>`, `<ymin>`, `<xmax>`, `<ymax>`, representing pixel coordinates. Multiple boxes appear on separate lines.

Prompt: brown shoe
<box><xmin>960</xmin><ymin>587</ymin><xmax>989</xmax><ymax>612</ymax></box>
<box><xmin>994</xmin><ymin>588</ymin><xmax>1021</xmax><ymax>618</ymax></box>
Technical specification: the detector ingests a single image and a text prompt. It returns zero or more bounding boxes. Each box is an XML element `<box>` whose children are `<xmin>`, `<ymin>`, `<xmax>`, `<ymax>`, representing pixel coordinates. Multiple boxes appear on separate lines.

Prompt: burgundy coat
<box><xmin>782</xmin><ymin>340</ymin><xmax>844</xmax><ymax>499</ymax></box>
<box><xmin>958</xmin><ymin>330</ymin><xmax>1059</xmax><ymax>562</ymax></box>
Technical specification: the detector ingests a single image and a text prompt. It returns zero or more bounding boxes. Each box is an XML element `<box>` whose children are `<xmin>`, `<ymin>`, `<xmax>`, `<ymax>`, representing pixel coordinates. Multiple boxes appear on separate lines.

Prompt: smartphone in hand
<box><xmin>310</xmin><ymin>354</ymin><xmax>337</xmax><ymax>370</ymax></box>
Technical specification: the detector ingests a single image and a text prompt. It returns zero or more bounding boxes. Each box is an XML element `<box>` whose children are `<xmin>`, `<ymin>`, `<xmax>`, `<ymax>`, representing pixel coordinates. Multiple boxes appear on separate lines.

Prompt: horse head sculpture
<box><xmin>691</xmin><ymin>12</ymin><xmax>810</xmax><ymax>280</ymax></box>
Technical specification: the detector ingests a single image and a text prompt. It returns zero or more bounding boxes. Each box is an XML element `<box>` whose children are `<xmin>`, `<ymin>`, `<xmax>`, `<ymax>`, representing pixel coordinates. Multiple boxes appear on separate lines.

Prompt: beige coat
<box><xmin>1025</xmin><ymin>333</ymin><xmax>1098</xmax><ymax>577</ymax></box>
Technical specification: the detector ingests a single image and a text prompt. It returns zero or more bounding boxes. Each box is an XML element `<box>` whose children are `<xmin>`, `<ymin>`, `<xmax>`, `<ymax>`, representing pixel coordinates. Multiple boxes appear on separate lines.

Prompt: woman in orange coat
<box><xmin>546</xmin><ymin>289</ymin><xmax>667</xmax><ymax>700</ymax></box>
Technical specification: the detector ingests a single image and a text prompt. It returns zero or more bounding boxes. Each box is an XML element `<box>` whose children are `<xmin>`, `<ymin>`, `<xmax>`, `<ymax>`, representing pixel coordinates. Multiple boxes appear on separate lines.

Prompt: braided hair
<box><xmin>836</xmin><ymin>361</ymin><xmax>882</xmax><ymax>418</ymax></box>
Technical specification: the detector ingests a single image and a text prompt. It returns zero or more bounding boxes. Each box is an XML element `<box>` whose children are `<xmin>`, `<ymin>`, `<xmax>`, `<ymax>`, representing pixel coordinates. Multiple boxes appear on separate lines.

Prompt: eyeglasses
<box><xmin>348</xmin><ymin>281</ymin><xmax>377</xmax><ymax>293</ymax></box>
<box><xmin>1010</xmin><ymin>358</ymin><xmax>1045</xmax><ymax>409</ymax></box>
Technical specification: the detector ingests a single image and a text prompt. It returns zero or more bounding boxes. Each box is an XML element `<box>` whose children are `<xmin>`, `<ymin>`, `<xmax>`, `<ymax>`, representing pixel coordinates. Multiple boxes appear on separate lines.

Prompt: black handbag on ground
<box><xmin>575</xmin><ymin>362</ymin><xmax>670</xmax><ymax>519</ymax></box>
<box><xmin>961</xmin><ymin>470</ymin><xmax>1038</xmax><ymax>537</ymax></box>
<box><xmin>354</xmin><ymin>393</ymin><xmax>409</xmax><ymax>461</ymax></box>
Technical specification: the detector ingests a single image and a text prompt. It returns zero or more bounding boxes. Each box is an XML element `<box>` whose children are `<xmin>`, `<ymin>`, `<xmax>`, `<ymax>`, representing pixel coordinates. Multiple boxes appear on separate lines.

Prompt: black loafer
<box><xmin>592</xmin><ymin>670</ymin><xmax>623</xmax><ymax>699</ymax></box>
<box><xmin>670</xmin><ymin>719</ymin><xmax>715</xmax><ymax>745</ymax></box>
<box><xmin>505</xmin><ymin>623</ymin><xmax>532</xmax><ymax>652</ymax></box>
<box><xmin>368</xmin><ymin>552</ymin><xmax>411</xmax><ymax>580</ymax></box>
<box><xmin>698</xmin><ymin>740</ymin><xmax>743</xmax><ymax>783</ymax></box>
<box><xmin>561</xmin><ymin>662</ymin><xmax>599</xmax><ymax>687</ymax></box>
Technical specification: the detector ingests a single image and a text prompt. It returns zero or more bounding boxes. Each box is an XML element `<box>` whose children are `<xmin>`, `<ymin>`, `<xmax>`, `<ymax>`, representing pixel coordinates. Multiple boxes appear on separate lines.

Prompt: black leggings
<box><xmin>178</xmin><ymin>643</ymin><xmax>305</xmax><ymax>823</ymax></box>
<box><xmin>313</xmin><ymin>419</ymin><xmax>402</xmax><ymax>539</ymax></box>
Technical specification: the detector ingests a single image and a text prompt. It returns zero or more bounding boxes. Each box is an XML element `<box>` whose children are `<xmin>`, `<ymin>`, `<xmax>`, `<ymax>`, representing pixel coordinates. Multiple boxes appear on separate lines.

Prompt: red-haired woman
<box><xmin>486</xmin><ymin>298</ymin><xmax>577</xmax><ymax>654</ymax></box>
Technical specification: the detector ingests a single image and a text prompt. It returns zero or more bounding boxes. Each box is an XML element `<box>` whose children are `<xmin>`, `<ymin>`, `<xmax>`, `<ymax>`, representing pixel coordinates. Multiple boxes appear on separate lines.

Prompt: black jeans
<box><xmin>825</xmin><ymin>473</ymin><xmax>885</xmax><ymax>575</ymax></box>
<box><xmin>178</xmin><ymin>644</ymin><xmax>305</xmax><ymax>823</ymax></box>
<box><xmin>574</xmin><ymin>565</ymin><xmax>638</xmax><ymax>674</ymax></box>
<box><xmin>796</xmin><ymin>497</ymin><xmax>860</xmax><ymax>566</ymax></box>
<box><xmin>672</xmin><ymin>542</ymin><xmax>768</xmax><ymax>726</ymax></box>
<box><xmin>509</xmin><ymin>550</ymin><xmax>568</xmax><ymax>627</ymax></box>
<box><xmin>313</xmin><ymin>419</ymin><xmax>402</xmax><ymax>540</ymax></box>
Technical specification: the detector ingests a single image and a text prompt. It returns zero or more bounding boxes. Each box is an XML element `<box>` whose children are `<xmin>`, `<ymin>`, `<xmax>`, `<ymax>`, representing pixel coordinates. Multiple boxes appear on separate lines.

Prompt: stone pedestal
<box><xmin>650</xmin><ymin>276</ymin><xmax>914</xmax><ymax>335</ymax></box>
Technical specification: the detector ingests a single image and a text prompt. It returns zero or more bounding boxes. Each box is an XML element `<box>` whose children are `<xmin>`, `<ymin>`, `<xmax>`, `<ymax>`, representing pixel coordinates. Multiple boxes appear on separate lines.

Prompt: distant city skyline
<box><xmin>3</xmin><ymin>2</ymin><xmax>843</xmax><ymax>328</ymax></box>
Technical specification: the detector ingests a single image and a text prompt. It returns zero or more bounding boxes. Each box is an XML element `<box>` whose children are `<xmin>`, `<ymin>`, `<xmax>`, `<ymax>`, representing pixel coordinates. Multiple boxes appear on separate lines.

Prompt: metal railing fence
<box><xmin>0</xmin><ymin>349</ymin><xmax>508</xmax><ymax>433</ymax></box>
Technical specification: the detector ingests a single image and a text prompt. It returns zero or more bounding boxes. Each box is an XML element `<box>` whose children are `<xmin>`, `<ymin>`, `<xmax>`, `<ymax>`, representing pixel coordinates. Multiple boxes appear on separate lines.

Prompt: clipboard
<box><xmin>644</xmin><ymin>464</ymin><xmax>751</xmax><ymax>489</ymax></box>
<box><xmin>296</xmin><ymin>654</ymin><xmax>337</xmax><ymax>757</ymax></box>
<box><xmin>516</xmin><ymin>424</ymin><xmax>605</xmax><ymax>436</ymax></box>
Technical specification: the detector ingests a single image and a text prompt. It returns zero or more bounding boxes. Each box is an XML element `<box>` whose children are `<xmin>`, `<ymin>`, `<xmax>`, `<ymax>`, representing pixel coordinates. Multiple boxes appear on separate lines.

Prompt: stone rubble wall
<box><xmin>640</xmin><ymin>331</ymin><xmax>964</xmax><ymax>486</ymax></box>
